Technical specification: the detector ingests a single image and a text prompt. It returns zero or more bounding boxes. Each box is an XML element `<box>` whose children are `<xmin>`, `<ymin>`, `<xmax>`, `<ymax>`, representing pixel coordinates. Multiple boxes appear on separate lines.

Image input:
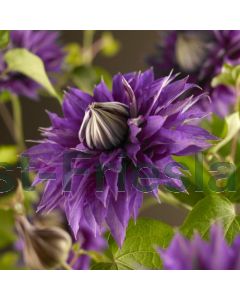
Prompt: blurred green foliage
<box><xmin>101</xmin><ymin>32</ymin><xmax>120</xmax><ymax>57</ymax></box>
<box><xmin>72</xmin><ymin>65</ymin><xmax>112</xmax><ymax>93</ymax></box>
<box><xmin>0</xmin><ymin>30</ymin><xmax>9</xmax><ymax>49</ymax></box>
<box><xmin>0</xmin><ymin>145</ymin><xmax>18</xmax><ymax>164</ymax></box>
<box><xmin>63</xmin><ymin>31</ymin><xmax>119</xmax><ymax>93</ymax></box>
<box><xmin>0</xmin><ymin>209</ymin><xmax>16</xmax><ymax>249</ymax></box>
<box><xmin>212</xmin><ymin>64</ymin><xmax>240</xmax><ymax>89</ymax></box>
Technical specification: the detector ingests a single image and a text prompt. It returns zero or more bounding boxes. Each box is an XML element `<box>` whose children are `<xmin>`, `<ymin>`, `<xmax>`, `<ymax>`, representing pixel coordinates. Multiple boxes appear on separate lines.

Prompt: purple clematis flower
<box><xmin>0</xmin><ymin>30</ymin><xmax>64</xmax><ymax>99</ymax></box>
<box><xmin>159</xmin><ymin>225</ymin><xmax>240</xmax><ymax>270</ymax></box>
<box><xmin>148</xmin><ymin>30</ymin><xmax>240</xmax><ymax>117</ymax></box>
<box><xmin>24</xmin><ymin>68</ymin><xmax>215</xmax><ymax>246</ymax></box>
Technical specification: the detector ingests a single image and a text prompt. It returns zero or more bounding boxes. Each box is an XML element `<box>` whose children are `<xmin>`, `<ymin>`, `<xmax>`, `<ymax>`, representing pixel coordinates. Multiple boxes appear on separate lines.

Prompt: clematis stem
<box><xmin>91</xmin><ymin>38</ymin><xmax>104</xmax><ymax>61</ymax></box>
<box><xmin>83</xmin><ymin>30</ymin><xmax>95</xmax><ymax>65</ymax></box>
<box><xmin>230</xmin><ymin>134</ymin><xmax>238</xmax><ymax>162</ymax></box>
<box><xmin>69</xmin><ymin>250</ymin><xmax>85</xmax><ymax>267</ymax></box>
<box><xmin>61</xmin><ymin>262</ymin><xmax>72</xmax><ymax>270</ymax></box>
<box><xmin>10</xmin><ymin>94</ymin><xmax>25</xmax><ymax>152</ymax></box>
<box><xmin>158</xmin><ymin>189</ymin><xmax>192</xmax><ymax>211</ymax></box>
<box><xmin>0</xmin><ymin>102</ymin><xmax>15</xmax><ymax>140</ymax></box>
<box><xmin>230</xmin><ymin>92</ymin><xmax>240</xmax><ymax>162</ymax></box>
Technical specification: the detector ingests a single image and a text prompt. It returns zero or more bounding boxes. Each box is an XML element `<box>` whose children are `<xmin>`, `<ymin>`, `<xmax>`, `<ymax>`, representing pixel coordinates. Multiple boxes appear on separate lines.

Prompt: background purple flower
<box><xmin>148</xmin><ymin>30</ymin><xmax>240</xmax><ymax>117</ymax></box>
<box><xmin>159</xmin><ymin>225</ymin><xmax>240</xmax><ymax>270</ymax></box>
<box><xmin>0</xmin><ymin>30</ymin><xmax>64</xmax><ymax>99</ymax></box>
<box><xmin>25</xmin><ymin>68</ymin><xmax>215</xmax><ymax>246</ymax></box>
<box><xmin>68</xmin><ymin>220</ymin><xmax>106</xmax><ymax>270</ymax></box>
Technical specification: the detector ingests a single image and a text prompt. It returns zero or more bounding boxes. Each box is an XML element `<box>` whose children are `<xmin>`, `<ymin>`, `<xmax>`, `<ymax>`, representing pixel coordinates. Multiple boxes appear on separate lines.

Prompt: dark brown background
<box><xmin>0</xmin><ymin>31</ymin><xmax>187</xmax><ymax>226</ymax></box>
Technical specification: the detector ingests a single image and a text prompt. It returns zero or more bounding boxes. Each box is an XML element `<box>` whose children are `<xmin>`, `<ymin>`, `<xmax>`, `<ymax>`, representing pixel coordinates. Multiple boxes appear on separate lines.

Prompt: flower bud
<box><xmin>79</xmin><ymin>101</ymin><xmax>129</xmax><ymax>150</ymax></box>
<box><xmin>176</xmin><ymin>32</ymin><xmax>207</xmax><ymax>72</ymax></box>
<box><xmin>33</xmin><ymin>211</ymin><xmax>65</xmax><ymax>229</ymax></box>
<box><xmin>16</xmin><ymin>216</ymin><xmax>72</xmax><ymax>270</ymax></box>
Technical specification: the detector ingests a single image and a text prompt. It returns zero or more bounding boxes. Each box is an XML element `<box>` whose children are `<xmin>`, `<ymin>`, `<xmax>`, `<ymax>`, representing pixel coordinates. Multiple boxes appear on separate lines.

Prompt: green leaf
<box><xmin>172</xmin><ymin>154</ymin><xmax>212</xmax><ymax>207</ymax></box>
<box><xmin>101</xmin><ymin>32</ymin><xmax>120</xmax><ymax>57</ymax></box>
<box><xmin>0</xmin><ymin>145</ymin><xmax>18</xmax><ymax>164</ymax></box>
<box><xmin>0</xmin><ymin>31</ymin><xmax>9</xmax><ymax>49</ymax></box>
<box><xmin>91</xmin><ymin>262</ymin><xmax>118</xmax><ymax>270</ymax></box>
<box><xmin>233</xmin><ymin>66</ymin><xmax>240</xmax><ymax>83</ymax></box>
<box><xmin>209</xmin><ymin>114</ymin><xmax>227</xmax><ymax>139</ymax></box>
<box><xmin>72</xmin><ymin>65</ymin><xmax>112</xmax><ymax>93</ymax></box>
<box><xmin>212</xmin><ymin>72</ymin><xmax>235</xmax><ymax>88</ymax></box>
<box><xmin>210</xmin><ymin>112</ymin><xmax>240</xmax><ymax>154</ymax></box>
<box><xmin>226</xmin><ymin>216</ymin><xmax>240</xmax><ymax>243</ymax></box>
<box><xmin>226</xmin><ymin>163</ymin><xmax>240</xmax><ymax>203</ymax></box>
<box><xmin>92</xmin><ymin>219</ymin><xmax>174</xmax><ymax>270</ymax></box>
<box><xmin>4</xmin><ymin>48</ymin><xmax>61</xmax><ymax>101</ymax></box>
<box><xmin>181</xmin><ymin>194</ymin><xmax>240</xmax><ymax>243</ymax></box>
<box><xmin>212</xmin><ymin>63</ymin><xmax>240</xmax><ymax>88</ymax></box>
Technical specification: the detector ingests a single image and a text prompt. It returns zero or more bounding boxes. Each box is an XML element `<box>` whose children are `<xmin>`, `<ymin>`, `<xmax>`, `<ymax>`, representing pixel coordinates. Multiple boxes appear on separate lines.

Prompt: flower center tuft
<box><xmin>79</xmin><ymin>101</ymin><xmax>129</xmax><ymax>150</ymax></box>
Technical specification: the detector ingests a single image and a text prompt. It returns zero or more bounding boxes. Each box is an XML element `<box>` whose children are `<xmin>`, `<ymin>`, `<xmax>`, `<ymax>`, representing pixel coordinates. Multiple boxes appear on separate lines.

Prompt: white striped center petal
<box><xmin>79</xmin><ymin>102</ymin><xmax>129</xmax><ymax>150</ymax></box>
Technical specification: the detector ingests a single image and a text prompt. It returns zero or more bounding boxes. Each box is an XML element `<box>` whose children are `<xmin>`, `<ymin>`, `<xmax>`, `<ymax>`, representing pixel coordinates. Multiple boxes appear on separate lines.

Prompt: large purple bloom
<box><xmin>0</xmin><ymin>31</ymin><xmax>64</xmax><ymax>99</ymax></box>
<box><xmin>159</xmin><ymin>225</ymin><xmax>240</xmax><ymax>270</ymax></box>
<box><xmin>25</xmin><ymin>68</ymin><xmax>215</xmax><ymax>246</ymax></box>
<box><xmin>148</xmin><ymin>31</ymin><xmax>240</xmax><ymax>117</ymax></box>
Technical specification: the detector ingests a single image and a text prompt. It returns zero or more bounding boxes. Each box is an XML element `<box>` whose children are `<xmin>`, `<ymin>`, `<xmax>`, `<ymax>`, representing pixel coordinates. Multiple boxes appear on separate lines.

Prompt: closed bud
<box><xmin>176</xmin><ymin>32</ymin><xmax>207</xmax><ymax>72</ymax></box>
<box><xmin>16</xmin><ymin>216</ymin><xmax>72</xmax><ymax>270</ymax></box>
<box><xmin>79</xmin><ymin>101</ymin><xmax>129</xmax><ymax>150</ymax></box>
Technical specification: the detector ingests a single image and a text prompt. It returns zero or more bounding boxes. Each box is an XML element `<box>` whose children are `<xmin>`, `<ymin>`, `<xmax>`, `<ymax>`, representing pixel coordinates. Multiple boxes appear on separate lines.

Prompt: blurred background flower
<box><xmin>0</xmin><ymin>31</ymin><xmax>64</xmax><ymax>99</ymax></box>
<box><xmin>158</xmin><ymin>224</ymin><xmax>240</xmax><ymax>270</ymax></box>
<box><xmin>148</xmin><ymin>31</ymin><xmax>240</xmax><ymax>117</ymax></box>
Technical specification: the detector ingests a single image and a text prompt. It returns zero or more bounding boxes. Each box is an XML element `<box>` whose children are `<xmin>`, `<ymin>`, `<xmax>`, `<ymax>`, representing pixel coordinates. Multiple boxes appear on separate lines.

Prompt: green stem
<box><xmin>69</xmin><ymin>249</ymin><xmax>85</xmax><ymax>267</ymax></box>
<box><xmin>91</xmin><ymin>38</ymin><xmax>104</xmax><ymax>60</ymax></box>
<box><xmin>83</xmin><ymin>30</ymin><xmax>95</xmax><ymax>65</ymax></box>
<box><xmin>231</xmin><ymin>91</ymin><xmax>240</xmax><ymax>162</ymax></box>
<box><xmin>10</xmin><ymin>94</ymin><xmax>25</xmax><ymax>152</ymax></box>
<box><xmin>140</xmin><ymin>196</ymin><xmax>159</xmax><ymax>212</ymax></box>
<box><xmin>230</xmin><ymin>134</ymin><xmax>238</xmax><ymax>162</ymax></box>
<box><xmin>158</xmin><ymin>189</ymin><xmax>192</xmax><ymax>211</ymax></box>
<box><xmin>0</xmin><ymin>102</ymin><xmax>15</xmax><ymax>140</ymax></box>
<box><xmin>61</xmin><ymin>262</ymin><xmax>72</xmax><ymax>270</ymax></box>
